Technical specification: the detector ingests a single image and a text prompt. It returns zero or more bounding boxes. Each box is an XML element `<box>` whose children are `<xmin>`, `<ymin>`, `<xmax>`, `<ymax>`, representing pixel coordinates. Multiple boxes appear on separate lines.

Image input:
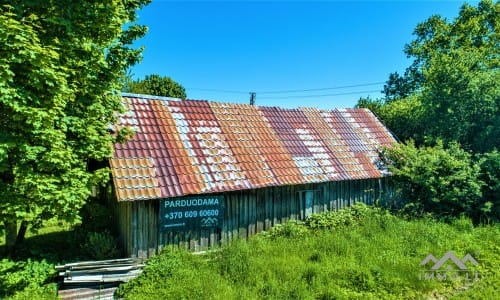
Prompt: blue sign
<box><xmin>160</xmin><ymin>195</ymin><xmax>224</xmax><ymax>232</ymax></box>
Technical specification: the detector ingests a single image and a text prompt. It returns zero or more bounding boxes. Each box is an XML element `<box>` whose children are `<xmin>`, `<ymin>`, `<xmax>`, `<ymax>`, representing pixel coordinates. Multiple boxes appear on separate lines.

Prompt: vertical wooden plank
<box><xmin>264</xmin><ymin>188</ymin><xmax>272</xmax><ymax>230</ymax></box>
<box><xmin>239</xmin><ymin>191</ymin><xmax>247</xmax><ymax>239</ymax></box>
<box><xmin>255</xmin><ymin>189</ymin><xmax>263</xmax><ymax>233</ymax></box>
<box><xmin>298</xmin><ymin>189</ymin><xmax>304</xmax><ymax>220</ymax></box>
<box><xmin>277</xmin><ymin>186</ymin><xmax>283</xmax><ymax>224</ymax></box>
<box><xmin>148</xmin><ymin>202</ymin><xmax>155</xmax><ymax>257</ymax></box>
<box><xmin>282</xmin><ymin>185</ymin><xmax>289</xmax><ymax>222</ymax></box>
<box><xmin>360</xmin><ymin>179</ymin><xmax>366</xmax><ymax>205</ymax></box>
<box><xmin>328</xmin><ymin>182</ymin><xmax>335</xmax><ymax>211</ymax></box>
<box><xmin>232</xmin><ymin>193</ymin><xmax>239</xmax><ymax>240</ymax></box>
<box><xmin>200</xmin><ymin>229</ymin><xmax>208</xmax><ymax>250</ymax></box>
<box><xmin>158</xmin><ymin>201</ymin><xmax>164</xmax><ymax>253</ymax></box>
<box><xmin>131</xmin><ymin>202</ymin><xmax>137</xmax><ymax>258</ymax></box>
<box><xmin>345</xmin><ymin>181</ymin><xmax>351</xmax><ymax>208</ymax></box>
<box><xmin>291</xmin><ymin>185</ymin><xmax>297</xmax><ymax>220</ymax></box>
<box><xmin>248</xmin><ymin>190</ymin><xmax>256</xmax><ymax>236</ymax></box>
<box><xmin>352</xmin><ymin>180</ymin><xmax>356</xmax><ymax>205</ymax></box>
<box><xmin>273</xmin><ymin>186</ymin><xmax>279</xmax><ymax>226</ymax></box>
<box><xmin>128</xmin><ymin>203</ymin><xmax>132</xmax><ymax>257</ymax></box>
<box><xmin>222</xmin><ymin>194</ymin><xmax>229</xmax><ymax>244</ymax></box>
<box><xmin>322</xmin><ymin>184</ymin><xmax>328</xmax><ymax>213</ymax></box>
<box><xmin>138</xmin><ymin>202</ymin><xmax>144</xmax><ymax>258</ymax></box>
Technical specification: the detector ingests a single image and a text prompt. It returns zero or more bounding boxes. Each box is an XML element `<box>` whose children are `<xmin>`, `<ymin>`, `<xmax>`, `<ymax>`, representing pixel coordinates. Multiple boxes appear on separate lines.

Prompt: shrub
<box><xmin>305</xmin><ymin>203</ymin><xmax>373</xmax><ymax>230</ymax></box>
<box><xmin>0</xmin><ymin>259</ymin><xmax>56</xmax><ymax>298</ymax></box>
<box><xmin>476</xmin><ymin>150</ymin><xmax>500</xmax><ymax>223</ymax></box>
<box><xmin>80</xmin><ymin>230</ymin><xmax>120</xmax><ymax>260</ymax></box>
<box><xmin>260</xmin><ymin>220</ymin><xmax>309</xmax><ymax>239</ymax></box>
<box><xmin>383</xmin><ymin>140</ymin><xmax>483</xmax><ymax>220</ymax></box>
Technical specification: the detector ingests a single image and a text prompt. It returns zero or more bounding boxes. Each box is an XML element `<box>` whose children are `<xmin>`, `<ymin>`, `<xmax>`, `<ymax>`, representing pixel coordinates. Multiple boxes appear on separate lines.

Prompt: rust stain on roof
<box><xmin>111</xmin><ymin>96</ymin><xmax>396</xmax><ymax>201</ymax></box>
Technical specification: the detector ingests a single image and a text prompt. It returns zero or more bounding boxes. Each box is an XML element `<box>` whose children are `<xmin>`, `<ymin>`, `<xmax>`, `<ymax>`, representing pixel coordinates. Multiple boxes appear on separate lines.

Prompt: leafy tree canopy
<box><xmin>0</xmin><ymin>0</ymin><xmax>150</xmax><ymax>249</ymax></box>
<box><xmin>415</xmin><ymin>0</ymin><xmax>499</xmax><ymax>152</ymax></box>
<box><xmin>372</xmin><ymin>0</ymin><xmax>499</xmax><ymax>152</ymax></box>
<box><xmin>124</xmin><ymin>74</ymin><xmax>187</xmax><ymax>99</ymax></box>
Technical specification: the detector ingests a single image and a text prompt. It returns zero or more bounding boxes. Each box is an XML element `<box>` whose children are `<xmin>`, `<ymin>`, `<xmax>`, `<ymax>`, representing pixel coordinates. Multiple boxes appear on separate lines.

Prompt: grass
<box><xmin>1</xmin><ymin>204</ymin><xmax>498</xmax><ymax>299</ymax></box>
<box><xmin>117</xmin><ymin>205</ymin><xmax>500</xmax><ymax>299</ymax></box>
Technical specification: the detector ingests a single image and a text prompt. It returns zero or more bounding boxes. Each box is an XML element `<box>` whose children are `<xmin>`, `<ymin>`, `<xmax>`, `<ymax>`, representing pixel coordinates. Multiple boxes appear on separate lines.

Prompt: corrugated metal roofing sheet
<box><xmin>110</xmin><ymin>96</ymin><xmax>396</xmax><ymax>201</ymax></box>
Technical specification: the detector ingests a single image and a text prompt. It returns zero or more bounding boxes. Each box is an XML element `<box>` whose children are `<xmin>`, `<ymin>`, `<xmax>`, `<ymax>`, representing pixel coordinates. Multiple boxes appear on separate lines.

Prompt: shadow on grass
<box><xmin>1</xmin><ymin>228</ymin><xmax>90</xmax><ymax>264</ymax></box>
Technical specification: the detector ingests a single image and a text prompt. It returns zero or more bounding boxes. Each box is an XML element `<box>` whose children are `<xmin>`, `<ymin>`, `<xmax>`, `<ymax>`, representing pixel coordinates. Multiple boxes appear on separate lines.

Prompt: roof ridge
<box><xmin>121</xmin><ymin>93</ymin><xmax>366</xmax><ymax>112</ymax></box>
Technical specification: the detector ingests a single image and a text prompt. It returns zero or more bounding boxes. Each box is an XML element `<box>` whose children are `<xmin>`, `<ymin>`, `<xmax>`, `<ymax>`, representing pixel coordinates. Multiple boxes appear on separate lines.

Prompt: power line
<box><xmin>258</xmin><ymin>89</ymin><xmax>381</xmax><ymax>100</ymax></box>
<box><xmin>257</xmin><ymin>82</ymin><xmax>385</xmax><ymax>94</ymax></box>
<box><xmin>187</xmin><ymin>81</ymin><xmax>385</xmax><ymax>95</ymax></box>
<box><xmin>187</xmin><ymin>88</ymin><xmax>248</xmax><ymax>94</ymax></box>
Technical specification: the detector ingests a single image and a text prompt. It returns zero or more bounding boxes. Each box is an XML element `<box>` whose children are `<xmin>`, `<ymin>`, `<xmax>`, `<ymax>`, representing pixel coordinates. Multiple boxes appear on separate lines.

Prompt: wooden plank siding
<box><xmin>114</xmin><ymin>177</ymin><xmax>394</xmax><ymax>258</ymax></box>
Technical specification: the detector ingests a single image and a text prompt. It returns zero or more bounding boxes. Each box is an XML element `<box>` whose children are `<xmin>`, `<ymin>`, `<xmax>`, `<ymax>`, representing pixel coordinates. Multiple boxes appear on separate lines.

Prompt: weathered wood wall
<box><xmin>113</xmin><ymin>177</ymin><xmax>394</xmax><ymax>258</ymax></box>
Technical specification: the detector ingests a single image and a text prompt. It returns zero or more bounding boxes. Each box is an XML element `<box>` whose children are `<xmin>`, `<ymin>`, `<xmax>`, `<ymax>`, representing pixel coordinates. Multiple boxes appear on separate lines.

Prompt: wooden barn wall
<box><xmin>115</xmin><ymin>177</ymin><xmax>394</xmax><ymax>258</ymax></box>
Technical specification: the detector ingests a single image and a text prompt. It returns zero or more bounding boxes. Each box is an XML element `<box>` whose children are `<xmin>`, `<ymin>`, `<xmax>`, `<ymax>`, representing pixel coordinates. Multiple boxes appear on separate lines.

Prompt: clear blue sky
<box><xmin>130</xmin><ymin>0</ymin><xmax>476</xmax><ymax>109</ymax></box>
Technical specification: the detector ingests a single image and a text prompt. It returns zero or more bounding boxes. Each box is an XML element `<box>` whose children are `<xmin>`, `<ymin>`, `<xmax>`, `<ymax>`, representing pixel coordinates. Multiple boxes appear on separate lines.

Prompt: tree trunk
<box><xmin>4</xmin><ymin>220</ymin><xmax>17</xmax><ymax>254</ymax></box>
<box><xmin>15</xmin><ymin>220</ymin><xmax>28</xmax><ymax>246</ymax></box>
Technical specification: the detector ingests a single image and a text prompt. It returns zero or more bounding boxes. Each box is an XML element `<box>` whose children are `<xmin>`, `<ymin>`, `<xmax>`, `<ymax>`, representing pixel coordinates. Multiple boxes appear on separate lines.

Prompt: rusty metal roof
<box><xmin>110</xmin><ymin>95</ymin><xmax>396</xmax><ymax>201</ymax></box>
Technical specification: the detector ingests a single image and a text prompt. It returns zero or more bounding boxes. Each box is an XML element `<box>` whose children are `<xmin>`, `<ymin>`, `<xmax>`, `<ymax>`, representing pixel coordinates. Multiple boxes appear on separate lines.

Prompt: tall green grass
<box><xmin>117</xmin><ymin>205</ymin><xmax>499</xmax><ymax>299</ymax></box>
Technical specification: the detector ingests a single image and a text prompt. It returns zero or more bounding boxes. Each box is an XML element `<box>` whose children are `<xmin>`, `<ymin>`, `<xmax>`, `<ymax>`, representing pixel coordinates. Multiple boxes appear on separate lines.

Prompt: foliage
<box><xmin>476</xmin><ymin>150</ymin><xmax>500</xmax><ymax>223</ymax></box>
<box><xmin>80</xmin><ymin>231</ymin><xmax>120</xmax><ymax>260</ymax></box>
<box><xmin>0</xmin><ymin>259</ymin><xmax>57</xmax><ymax>299</ymax></box>
<box><xmin>382</xmin><ymin>70</ymin><xmax>422</xmax><ymax>101</ymax></box>
<box><xmin>304</xmin><ymin>202</ymin><xmax>372</xmax><ymax>230</ymax></box>
<box><xmin>0</xmin><ymin>212</ymin><xmax>120</xmax><ymax>298</ymax></box>
<box><xmin>124</xmin><ymin>74</ymin><xmax>187</xmax><ymax>99</ymax></box>
<box><xmin>116</xmin><ymin>246</ymin><xmax>238</xmax><ymax>299</ymax></box>
<box><xmin>116</xmin><ymin>207</ymin><xmax>500</xmax><ymax>299</ymax></box>
<box><xmin>355</xmin><ymin>95</ymin><xmax>424</xmax><ymax>144</ymax></box>
<box><xmin>354</xmin><ymin>96</ymin><xmax>385</xmax><ymax>115</ymax></box>
<box><xmin>383</xmin><ymin>141</ymin><xmax>483</xmax><ymax>221</ymax></box>
<box><xmin>258</xmin><ymin>220</ymin><xmax>309</xmax><ymax>239</ymax></box>
<box><xmin>0</xmin><ymin>0</ymin><xmax>150</xmax><ymax>247</ymax></box>
<box><xmin>380</xmin><ymin>0</ymin><xmax>499</xmax><ymax>152</ymax></box>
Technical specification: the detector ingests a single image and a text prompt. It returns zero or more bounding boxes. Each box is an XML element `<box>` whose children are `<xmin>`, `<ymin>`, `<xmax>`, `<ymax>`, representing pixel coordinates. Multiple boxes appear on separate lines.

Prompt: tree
<box><xmin>0</xmin><ymin>1</ymin><xmax>150</xmax><ymax>252</ymax></box>
<box><xmin>125</xmin><ymin>74</ymin><xmax>187</xmax><ymax>99</ymax></box>
<box><xmin>382</xmin><ymin>70</ymin><xmax>422</xmax><ymax>101</ymax></box>
<box><xmin>399</xmin><ymin>0</ymin><xmax>499</xmax><ymax>152</ymax></box>
<box><xmin>356</xmin><ymin>95</ymin><xmax>424</xmax><ymax>144</ymax></box>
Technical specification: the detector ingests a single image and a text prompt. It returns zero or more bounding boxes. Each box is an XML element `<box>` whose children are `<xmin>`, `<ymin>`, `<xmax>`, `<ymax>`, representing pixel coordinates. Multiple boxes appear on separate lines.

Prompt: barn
<box><xmin>108</xmin><ymin>93</ymin><xmax>397</xmax><ymax>258</ymax></box>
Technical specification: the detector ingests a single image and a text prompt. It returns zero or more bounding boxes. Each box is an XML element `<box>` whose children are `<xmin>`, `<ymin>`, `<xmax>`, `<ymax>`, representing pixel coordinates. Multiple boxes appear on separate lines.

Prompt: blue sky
<box><xmin>130</xmin><ymin>0</ymin><xmax>475</xmax><ymax>109</ymax></box>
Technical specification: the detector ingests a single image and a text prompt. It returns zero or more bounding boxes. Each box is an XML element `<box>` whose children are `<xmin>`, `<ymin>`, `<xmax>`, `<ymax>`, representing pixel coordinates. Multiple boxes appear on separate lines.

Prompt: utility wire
<box><xmin>258</xmin><ymin>89</ymin><xmax>381</xmax><ymax>100</ymax></box>
<box><xmin>187</xmin><ymin>81</ymin><xmax>385</xmax><ymax>95</ymax></box>
<box><xmin>257</xmin><ymin>82</ymin><xmax>385</xmax><ymax>94</ymax></box>
<box><xmin>187</xmin><ymin>88</ymin><xmax>248</xmax><ymax>94</ymax></box>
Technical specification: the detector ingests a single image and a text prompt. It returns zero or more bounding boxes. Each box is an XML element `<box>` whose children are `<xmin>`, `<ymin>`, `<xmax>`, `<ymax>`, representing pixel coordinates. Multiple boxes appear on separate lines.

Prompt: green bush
<box><xmin>259</xmin><ymin>220</ymin><xmax>309</xmax><ymax>239</ymax></box>
<box><xmin>476</xmin><ymin>150</ymin><xmax>500</xmax><ymax>223</ymax></box>
<box><xmin>384</xmin><ymin>141</ymin><xmax>483</xmax><ymax>220</ymax></box>
<box><xmin>0</xmin><ymin>259</ymin><xmax>56</xmax><ymax>298</ymax></box>
<box><xmin>80</xmin><ymin>230</ymin><xmax>120</xmax><ymax>260</ymax></box>
<box><xmin>305</xmin><ymin>203</ymin><xmax>373</xmax><ymax>230</ymax></box>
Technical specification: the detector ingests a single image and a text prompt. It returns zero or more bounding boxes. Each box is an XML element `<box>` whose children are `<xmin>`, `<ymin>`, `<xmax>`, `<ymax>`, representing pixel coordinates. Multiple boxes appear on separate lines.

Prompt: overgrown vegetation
<box><xmin>0</xmin><ymin>200</ymin><xmax>120</xmax><ymax>299</ymax></box>
<box><xmin>117</xmin><ymin>204</ymin><xmax>499</xmax><ymax>299</ymax></box>
<box><xmin>356</xmin><ymin>0</ymin><xmax>499</xmax><ymax>224</ymax></box>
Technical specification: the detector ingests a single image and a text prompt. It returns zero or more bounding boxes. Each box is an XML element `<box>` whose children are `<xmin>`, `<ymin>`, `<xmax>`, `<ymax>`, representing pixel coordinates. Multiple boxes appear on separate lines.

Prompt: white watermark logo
<box><xmin>419</xmin><ymin>251</ymin><xmax>480</xmax><ymax>281</ymax></box>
